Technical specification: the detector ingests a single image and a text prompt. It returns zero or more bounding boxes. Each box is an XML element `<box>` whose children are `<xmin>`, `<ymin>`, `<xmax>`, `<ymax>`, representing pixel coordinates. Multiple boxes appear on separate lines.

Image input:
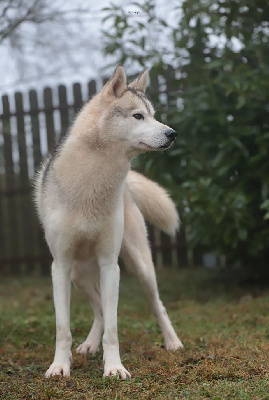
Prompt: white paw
<box><xmin>76</xmin><ymin>341</ymin><xmax>99</xmax><ymax>355</ymax></box>
<box><xmin>45</xmin><ymin>362</ymin><xmax>70</xmax><ymax>378</ymax></box>
<box><xmin>103</xmin><ymin>364</ymin><xmax>131</xmax><ymax>380</ymax></box>
<box><xmin>165</xmin><ymin>337</ymin><xmax>184</xmax><ymax>351</ymax></box>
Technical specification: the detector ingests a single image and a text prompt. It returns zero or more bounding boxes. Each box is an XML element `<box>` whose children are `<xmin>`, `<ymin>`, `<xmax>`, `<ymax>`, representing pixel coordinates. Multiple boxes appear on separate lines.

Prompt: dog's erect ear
<box><xmin>128</xmin><ymin>68</ymin><xmax>149</xmax><ymax>93</ymax></box>
<box><xmin>102</xmin><ymin>65</ymin><xmax>127</xmax><ymax>98</ymax></box>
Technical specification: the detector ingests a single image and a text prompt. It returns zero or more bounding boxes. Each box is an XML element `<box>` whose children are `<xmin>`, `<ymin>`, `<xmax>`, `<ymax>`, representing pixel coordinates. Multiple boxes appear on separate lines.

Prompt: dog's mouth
<box><xmin>138</xmin><ymin>142</ymin><xmax>157</xmax><ymax>151</ymax></box>
<box><xmin>158</xmin><ymin>143</ymin><xmax>173</xmax><ymax>149</ymax></box>
<box><xmin>158</xmin><ymin>139</ymin><xmax>176</xmax><ymax>150</ymax></box>
<box><xmin>138</xmin><ymin>140</ymin><xmax>175</xmax><ymax>151</ymax></box>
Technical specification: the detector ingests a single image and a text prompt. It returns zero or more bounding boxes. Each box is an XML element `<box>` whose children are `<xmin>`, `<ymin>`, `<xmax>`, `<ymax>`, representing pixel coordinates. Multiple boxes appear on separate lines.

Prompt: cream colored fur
<box><xmin>126</xmin><ymin>171</ymin><xmax>180</xmax><ymax>236</ymax></box>
<box><xmin>35</xmin><ymin>66</ymin><xmax>182</xmax><ymax>380</ymax></box>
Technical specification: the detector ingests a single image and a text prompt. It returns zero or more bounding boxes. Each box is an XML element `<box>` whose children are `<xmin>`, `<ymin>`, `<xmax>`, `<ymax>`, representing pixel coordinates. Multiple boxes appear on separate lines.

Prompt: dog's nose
<box><xmin>165</xmin><ymin>130</ymin><xmax>177</xmax><ymax>140</ymax></box>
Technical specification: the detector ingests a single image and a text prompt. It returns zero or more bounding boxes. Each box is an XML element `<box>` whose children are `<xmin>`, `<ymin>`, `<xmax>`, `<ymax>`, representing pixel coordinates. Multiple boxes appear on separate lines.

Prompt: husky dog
<box><xmin>35</xmin><ymin>66</ymin><xmax>183</xmax><ymax>380</ymax></box>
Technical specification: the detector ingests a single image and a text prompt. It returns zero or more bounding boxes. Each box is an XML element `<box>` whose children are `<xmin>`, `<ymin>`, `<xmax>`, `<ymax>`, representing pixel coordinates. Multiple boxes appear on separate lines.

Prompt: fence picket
<box><xmin>153</xmin><ymin>227</ymin><xmax>163</xmax><ymax>269</ymax></box>
<box><xmin>73</xmin><ymin>83</ymin><xmax>83</xmax><ymax>113</ymax></box>
<box><xmin>58</xmin><ymin>85</ymin><xmax>69</xmax><ymax>135</ymax></box>
<box><xmin>2</xmin><ymin>95</ymin><xmax>20</xmax><ymax>273</ymax></box>
<box><xmin>29</xmin><ymin>89</ymin><xmax>50</xmax><ymax>274</ymax></box>
<box><xmin>29</xmin><ymin>90</ymin><xmax>42</xmax><ymax>171</ymax></box>
<box><xmin>44</xmin><ymin>87</ymin><xmax>55</xmax><ymax>153</ymax></box>
<box><xmin>0</xmin><ymin>118</ymin><xmax>5</xmax><ymax>265</ymax></box>
<box><xmin>15</xmin><ymin>91</ymin><xmax>35</xmax><ymax>273</ymax></box>
<box><xmin>0</xmin><ymin>169</ymin><xmax>3</xmax><ymax>264</ymax></box>
<box><xmin>88</xmin><ymin>80</ymin><xmax>97</xmax><ymax>100</ymax></box>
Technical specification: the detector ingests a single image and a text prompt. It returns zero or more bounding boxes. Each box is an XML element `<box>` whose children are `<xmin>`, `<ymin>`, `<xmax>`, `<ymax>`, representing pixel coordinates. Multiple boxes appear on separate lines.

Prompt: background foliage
<box><xmin>102</xmin><ymin>0</ymin><xmax>269</xmax><ymax>277</ymax></box>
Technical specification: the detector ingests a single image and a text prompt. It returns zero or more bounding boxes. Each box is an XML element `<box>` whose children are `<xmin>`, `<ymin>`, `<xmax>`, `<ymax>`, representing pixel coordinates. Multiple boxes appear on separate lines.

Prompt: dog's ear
<box><xmin>128</xmin><ymin>68</ymin><xmax>149</xmax><ymax>93</ymax></box>
<box><xmin>101</xmin><ymin>65</ymin><xmax>127</xmax><ymax>98</ymax></box>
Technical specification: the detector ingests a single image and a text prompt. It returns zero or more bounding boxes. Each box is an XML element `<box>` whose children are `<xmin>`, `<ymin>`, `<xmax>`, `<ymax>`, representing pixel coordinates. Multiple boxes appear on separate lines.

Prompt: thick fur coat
<box><xmin>35</xmin><ymin>66</ymin><xmax>182</xmax><ymax>379</ymax></box>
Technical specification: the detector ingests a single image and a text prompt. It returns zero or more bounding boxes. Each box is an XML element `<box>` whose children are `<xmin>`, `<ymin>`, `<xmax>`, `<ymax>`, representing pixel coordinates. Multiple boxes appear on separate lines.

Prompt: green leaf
<box><xmin>261</xmin><ymin>199</ymin><xmax>269</xmax><ymax>210</ymax></box>
<box><xmin>264</xmin><ymin>212</ymin><xmax>269</xmax><ymax>220</ymax></box>
<box><xmin>236</xmin><ymin>95</ymin><xmax>246</xmax><ymax>109</ymax></box>
<box><xmin>203</xmin><ymin>59</ymin><xmax>224</xmax><ymax>69</ymax></box>
<box><xmin>238</xmin><ymin>229</ymin><xmax>248</xmax><ymax>241</ymax></box>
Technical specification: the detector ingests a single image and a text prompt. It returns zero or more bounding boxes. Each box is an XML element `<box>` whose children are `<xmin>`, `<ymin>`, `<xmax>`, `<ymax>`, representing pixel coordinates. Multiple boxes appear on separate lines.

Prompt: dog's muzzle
<box><xmin>158</xmin><ymin>129</ymin><xmax>177</xmax><ymax>149</ymax></box>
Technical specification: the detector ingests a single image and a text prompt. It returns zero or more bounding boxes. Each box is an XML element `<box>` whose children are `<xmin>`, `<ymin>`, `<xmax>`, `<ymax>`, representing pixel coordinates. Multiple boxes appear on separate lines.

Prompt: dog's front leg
<box><xmin>45</xmin><ymin>260</ymin><xmax>72</xmax><ymax>377</ymax></box>
<box><xmin>98</xmin><ymin>258</ymin><xmax>131</xmax><ymax>379</ymax></box>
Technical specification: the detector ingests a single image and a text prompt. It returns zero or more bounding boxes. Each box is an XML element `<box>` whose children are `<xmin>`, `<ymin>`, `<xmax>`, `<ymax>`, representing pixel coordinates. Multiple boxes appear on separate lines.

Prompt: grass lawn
<box><xmin>1</xmin><ymin>267</ymin><xmax>269</xmax><ymax>399</ymax></box>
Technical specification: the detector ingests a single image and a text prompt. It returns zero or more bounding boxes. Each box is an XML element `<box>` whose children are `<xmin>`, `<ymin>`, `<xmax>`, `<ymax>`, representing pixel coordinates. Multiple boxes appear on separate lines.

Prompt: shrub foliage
<box><xmin>102</xmin><ymin>0</ymin><xmax>269</xmax><ymax>276</ymax></box>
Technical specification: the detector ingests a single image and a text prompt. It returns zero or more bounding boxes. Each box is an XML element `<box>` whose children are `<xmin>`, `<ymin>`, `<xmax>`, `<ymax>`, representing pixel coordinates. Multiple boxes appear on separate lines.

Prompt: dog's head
<box><xmin>95</xmin><ymin>66</ymin><xmax>177</xmax><ymax>157</ymax></box>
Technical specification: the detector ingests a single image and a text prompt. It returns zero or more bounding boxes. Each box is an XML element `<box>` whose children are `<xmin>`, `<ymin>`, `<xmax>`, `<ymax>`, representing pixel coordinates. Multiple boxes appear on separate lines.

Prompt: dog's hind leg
<box><xmin>45</xmin><ymin>260</ymin><xmax>72</xmax><ymax>377</ymax></box>
<box><xmin>121</xmin><ymin>196</ymin><xmax>183</xmax><ymax>351</ymax></box>
<box><xmin>71</xmin><ymin>259</ymin><xmax>103</xmax><ymax>354</ymax></box>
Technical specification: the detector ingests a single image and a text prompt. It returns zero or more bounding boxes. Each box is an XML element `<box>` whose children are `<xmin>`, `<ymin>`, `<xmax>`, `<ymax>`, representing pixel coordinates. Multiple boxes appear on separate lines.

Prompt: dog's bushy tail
<box><xmin>126</xmin><ymin>171</ymin><xmax>180</xmax><ymax>236</ymax></box>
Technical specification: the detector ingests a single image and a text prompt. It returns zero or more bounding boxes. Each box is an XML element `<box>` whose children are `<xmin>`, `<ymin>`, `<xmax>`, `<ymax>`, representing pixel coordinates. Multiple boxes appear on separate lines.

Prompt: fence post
<box><xmin>44</xmin><ymin>87</ymin><xmax>55</xmax><ymax>153</ymax></box>
<box><xmin>2</xmin><ymin>95</ymin><xmax>21</xmax><ymax>273</ymax></box>
<box><xmin>15</xmin><ymin>91</ymin><xmax>35</xmax><ymax>273</ymax></box>
<box><xmin>73</xmin><ymin>83</ymin><xmax>83</xmax><ymax>113</ymax></box>
<box><xmin>185</xmin><ymin>225</ymin><xmax>194</xmax><ymax>267</ymax></box>
<box><xmin>153</xmin><ymin>227</ymin><xmax>163</xmax><ymax>269</ymax></box>
<box><xmin>58</xmin><ymin>85</ymin><xmax>69</xmax><ymax>135</ymax></box>
<box><xmin>29</xmin><ymin>89</ymin><xmax>49</xmax><ymax>275</ymax></box>
<box><xmin>88</xmin><ymin>80</ymin><xmax>97</xmax><ymax>100</ymax></box>
<box><xmin>29</xmin><ymin>90</ymin><xmax>42</xmax><ymax>171</ymax></box>
<box><xmin>0</xmin><ymin>163</ymin><xmax>3</xmax><ymax>262</ymax></box>
<box><xmin>171</xmin><ymin>233</ymin><xmax>178</xmax><ymax>270</ymax></box>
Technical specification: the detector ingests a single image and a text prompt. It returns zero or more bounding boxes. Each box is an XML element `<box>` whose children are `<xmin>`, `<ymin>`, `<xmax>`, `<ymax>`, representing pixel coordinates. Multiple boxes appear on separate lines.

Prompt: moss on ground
<box><xmin>1</xmin><ymin>268</ymin><xmax>269</xmax><ymax>399</ymax></box>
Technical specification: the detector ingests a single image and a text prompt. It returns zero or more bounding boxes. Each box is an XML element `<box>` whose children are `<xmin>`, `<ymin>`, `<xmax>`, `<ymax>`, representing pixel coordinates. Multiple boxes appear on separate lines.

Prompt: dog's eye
<box><xmin>133</xmin><ymin>113</ymin><xmax>144</xmax><ymax>120</ymax></box>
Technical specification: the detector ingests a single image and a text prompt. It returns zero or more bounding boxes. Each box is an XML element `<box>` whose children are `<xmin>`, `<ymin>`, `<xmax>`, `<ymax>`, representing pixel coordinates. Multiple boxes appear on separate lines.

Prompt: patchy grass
<box><xmin>1</xmin><ymin>268</ymin><xmax>269</xmax><ymax>399</ymax></box>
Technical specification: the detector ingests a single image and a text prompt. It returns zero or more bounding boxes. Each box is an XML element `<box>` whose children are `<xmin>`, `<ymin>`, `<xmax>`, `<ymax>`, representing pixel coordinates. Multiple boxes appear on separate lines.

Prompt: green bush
<box><xmin>102</xmin><ymin>0</ymin><xmax>269</xmax><ymax>276</ymax></box>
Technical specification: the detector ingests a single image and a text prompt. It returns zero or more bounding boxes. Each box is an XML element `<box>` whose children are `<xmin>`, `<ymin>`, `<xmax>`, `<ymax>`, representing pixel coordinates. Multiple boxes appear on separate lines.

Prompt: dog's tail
<box><xmin>126</xmin><ymin>171</ymin><xmax>179</xmax><ymax>236</ymax></box>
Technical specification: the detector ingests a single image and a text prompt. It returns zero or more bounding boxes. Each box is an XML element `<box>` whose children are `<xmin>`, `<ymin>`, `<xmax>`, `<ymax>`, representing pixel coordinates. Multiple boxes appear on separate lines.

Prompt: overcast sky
<box><xmin>0</xmin><ymin>0</ymin><xmax>179</xmax><ymax>96</ymax></box>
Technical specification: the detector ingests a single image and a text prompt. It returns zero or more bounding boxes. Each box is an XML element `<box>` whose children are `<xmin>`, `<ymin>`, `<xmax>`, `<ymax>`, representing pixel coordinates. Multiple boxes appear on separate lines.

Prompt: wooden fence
<box><xmin>0</xmin><ymin>78</ymin><xmax>187</xmax><ymax>275</ymax></box>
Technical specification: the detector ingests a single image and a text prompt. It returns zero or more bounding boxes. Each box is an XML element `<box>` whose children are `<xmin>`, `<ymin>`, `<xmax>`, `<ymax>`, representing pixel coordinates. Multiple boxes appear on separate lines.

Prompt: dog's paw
<box><xmin>165</xmin><ymin>337</ymin><xmax>184</xmax><ymax>351</ymax></box>
<box><xmin>76</xmin><ymin>341</ymin><xmax>99</xmax><ymax>355</ymax></box>
<box><xmin>45</xmin><ymin>362</ymin><xmax>70</xmax><ymax>378</ymax></box>
<box><xmin>103</xmin><ymin>364</ymin><xmax>131</xmax><ymax>380</ymax></box>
